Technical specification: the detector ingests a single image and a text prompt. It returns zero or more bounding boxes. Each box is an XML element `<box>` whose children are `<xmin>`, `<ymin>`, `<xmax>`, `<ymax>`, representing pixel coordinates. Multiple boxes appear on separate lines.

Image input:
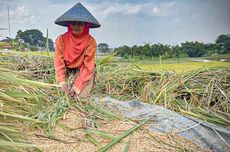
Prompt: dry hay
<box><xmin>25</xmin><ymin>108</ymin><xmax>210</xmax><ymax>152</ymax></box>
<box><xmin>0</xmin><ymin>51</ymin><xmax>54</xmax><ymax>81</ymax></box>
<box><xmin>94</xmin><ymin>66</ymin><xmax>230</xmax><ymax>127</ymax></box>
<box><xmin>1</xmin><ymin>51</ymin><xmax>229</xmax><ymax>127</ymax></box>
<box><xmin>0</xmin><ymin>52</ymin><xmax>227</xmax><ymax>151</ymax></box>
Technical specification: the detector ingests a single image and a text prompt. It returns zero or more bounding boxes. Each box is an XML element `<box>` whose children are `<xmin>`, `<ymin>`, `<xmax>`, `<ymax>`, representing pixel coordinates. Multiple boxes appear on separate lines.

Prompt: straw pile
<box><xmin>0</xmin><ymin>51</ymin><xmax>54</xmax><ymax>81</ymax></box>
<box><xmin>0</xmin><ymin>51</ymin><xmax>65</xmax><ymax>151</ymax></box>
<box><xmin>0</xmin><ymin>50</ymin><xmax>228</xmax><ymax>151</ymax></box>
<box><xmin>94</xmin><ymin>64</ymin><xmax>230</xmax><ymax>127</ymax></box>
<box><xmin>1</xmin><ymin>50</ymin><xmax>229</xmax><ymax>127</ymax></box>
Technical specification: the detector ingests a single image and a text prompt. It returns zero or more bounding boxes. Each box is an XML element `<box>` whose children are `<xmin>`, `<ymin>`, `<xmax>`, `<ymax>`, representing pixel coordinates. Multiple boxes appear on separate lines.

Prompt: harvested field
<box><xmin>0</xmin><ymin>50</ymin><xmax>229</xmax><ymax>151</ymax></box>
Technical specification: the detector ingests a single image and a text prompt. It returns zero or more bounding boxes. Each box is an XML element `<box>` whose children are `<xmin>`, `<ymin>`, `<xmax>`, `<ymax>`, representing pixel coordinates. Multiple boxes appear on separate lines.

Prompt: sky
<box><xmin>0</xmin><ymin>0</ymin><xmax>230</xmax><ymax>47</ymax></box>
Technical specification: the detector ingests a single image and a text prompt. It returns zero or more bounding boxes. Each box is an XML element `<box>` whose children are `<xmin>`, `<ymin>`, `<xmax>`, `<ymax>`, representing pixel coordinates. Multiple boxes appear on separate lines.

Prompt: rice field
<box><xmin>98</xmin><ymin>54</ymin><xmax>230</xmax><ymax>73</ymax></box>
<box><xmin>139</xmin><ymin>61</ymin><xmax>230</xmax><ymax>73</ymax></box>
<box><xmin>0</xmin><ymin>49</ymin><xmax>229</xmax><ymax>151</ymax></box>
<box><xmin>0</xmin><ymin>42</ymin><xmax>12</xmax><ymax>49</ymax></box>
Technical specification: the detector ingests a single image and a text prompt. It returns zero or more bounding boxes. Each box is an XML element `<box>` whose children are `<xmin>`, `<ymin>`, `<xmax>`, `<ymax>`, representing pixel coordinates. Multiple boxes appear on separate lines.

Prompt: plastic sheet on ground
<box><xmin>93</xmin><ymin>96</ymin><xmax>230</xmax><ymax>152</ymax></box>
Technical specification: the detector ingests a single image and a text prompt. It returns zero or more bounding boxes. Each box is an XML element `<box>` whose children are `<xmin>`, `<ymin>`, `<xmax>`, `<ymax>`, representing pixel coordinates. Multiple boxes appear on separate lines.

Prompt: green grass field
<box><xmin>139</xmin><ymin>61</ymin><xmax>230</xmax><ymax>73</ymax></box>
<box><xmin>106</xmin><ymin>55</ymin><xmax>230</xmax><ymax>73</ymax></box>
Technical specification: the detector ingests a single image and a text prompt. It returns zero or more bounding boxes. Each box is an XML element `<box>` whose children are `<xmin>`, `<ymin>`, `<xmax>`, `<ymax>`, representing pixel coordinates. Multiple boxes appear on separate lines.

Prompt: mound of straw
<box><xmin>0</xmin><ymin>50</ymin><xmax>228</xmax><ymax>151</ymax></box>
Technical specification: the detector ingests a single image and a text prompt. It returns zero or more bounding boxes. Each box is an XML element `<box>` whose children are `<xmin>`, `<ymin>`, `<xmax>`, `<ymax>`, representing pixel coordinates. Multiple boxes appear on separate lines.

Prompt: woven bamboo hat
<box><xmin>55</xmin><ymin>2</ymin><xmax>100</xmax><ymax>28</ymax></box>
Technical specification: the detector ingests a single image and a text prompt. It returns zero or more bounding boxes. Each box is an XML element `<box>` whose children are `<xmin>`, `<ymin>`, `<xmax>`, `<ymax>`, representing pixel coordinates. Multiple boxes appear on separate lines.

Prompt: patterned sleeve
<box><xmin>73</xmin><ymin>37</ymin><xmax>96</xmax><ymax>93</ymax></box>
<box><xmin>54</xmin><ymin>36</ymin><xmax>66</xmax><ymax>84</ymax></box>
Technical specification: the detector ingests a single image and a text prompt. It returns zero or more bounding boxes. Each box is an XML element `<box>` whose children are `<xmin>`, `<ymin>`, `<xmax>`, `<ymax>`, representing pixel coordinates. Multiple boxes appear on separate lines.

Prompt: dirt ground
<box><xmin>26</xmin><ymin>108</ymin><xmax>211</xmax><ymax>152</ymax></box>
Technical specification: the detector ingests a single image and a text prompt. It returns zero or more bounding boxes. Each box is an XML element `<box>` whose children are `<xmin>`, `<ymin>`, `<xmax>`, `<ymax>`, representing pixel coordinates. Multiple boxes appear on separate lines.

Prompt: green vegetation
<box><xmin>1</xmin><ymin>29</ymin><xmax>55</xmax><ymax>52</ymax></box>
<box><xmin>16</xmin><ymin>29</ymin><xmax>54</xmax><ymax>51</ymax></box>
<box><xmin>0</xmin><ymin>67</ymin><xmax>59</xmax><ymax>151</ymax></box>
<box><xmin>98</xmin><ymin>43</ymin><xmax>110</xmax><ymax>53</ymax></box>
<box><xmin>114</xmin><ymin>34</ymin><xmax>230</xmax><ymax>58</ymax></box>
<box><xmin>139</xmin><ymin>61</ymin><xmax>230</xmax><ymax>73</ymax></box>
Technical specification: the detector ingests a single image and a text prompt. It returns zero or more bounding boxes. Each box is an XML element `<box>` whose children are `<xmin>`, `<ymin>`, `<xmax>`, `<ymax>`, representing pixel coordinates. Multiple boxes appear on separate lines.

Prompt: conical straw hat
<box><xmin>55</xmin><ymin>2</ymin><xmax>100</xmax><ymax>28</ymax></box>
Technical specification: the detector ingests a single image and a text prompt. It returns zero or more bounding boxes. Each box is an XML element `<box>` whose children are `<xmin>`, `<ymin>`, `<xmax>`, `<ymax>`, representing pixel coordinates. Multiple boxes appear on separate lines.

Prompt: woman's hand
<box><xmin>69</xmin><ymin>87</ymin><xmax>75</xmax><ymax>97</ymax></box>
<box><xmin>61</xmin><ymin>83</ymin><xmax>68</xmax><ymax>93</ymax></box>
<box><xmin>69</xmin><ymin>87</ymin><xmax>81</xmax><ymax>101</ymax></box>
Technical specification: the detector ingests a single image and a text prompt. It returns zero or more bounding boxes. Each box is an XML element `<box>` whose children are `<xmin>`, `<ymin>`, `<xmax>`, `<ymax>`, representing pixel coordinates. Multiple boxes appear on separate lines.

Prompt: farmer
<box><xmin>54</xmin><ymin>3</ymin><xmax>100</xmax><ymax>99</ymax></box>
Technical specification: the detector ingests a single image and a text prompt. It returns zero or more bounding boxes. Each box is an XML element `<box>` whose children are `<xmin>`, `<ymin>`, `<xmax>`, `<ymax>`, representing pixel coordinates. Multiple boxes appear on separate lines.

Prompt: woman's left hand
<box><xmin>75</xmin><ymin>94</ymin><xmax>81</xmax><ymax>102</ymax></box>
<box><xmin>69</xmin><ymin>87</ymin><xmax>81</xmax><ymax>101</ymax></box>
<box><xmin>69</xmin><ymin>87</ymin><xmax>75</xmax><ymax>97</ymax></box>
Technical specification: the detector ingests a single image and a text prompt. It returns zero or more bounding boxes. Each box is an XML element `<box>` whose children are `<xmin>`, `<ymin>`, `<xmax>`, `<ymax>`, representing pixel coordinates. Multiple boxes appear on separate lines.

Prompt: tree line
<box><xmin>14</xmin><ymin>29</ymin><xmax>54</xmax><ymax>51</ymax></box>
<box><xmin>113</xmin><ymin>34</ymin><xmax>230</xmax><ymax>58</ymax></box>
<box><xmin>12</xmin><ymin>29</ymin><xmax>229</xmax><ymax>58</ymax></box>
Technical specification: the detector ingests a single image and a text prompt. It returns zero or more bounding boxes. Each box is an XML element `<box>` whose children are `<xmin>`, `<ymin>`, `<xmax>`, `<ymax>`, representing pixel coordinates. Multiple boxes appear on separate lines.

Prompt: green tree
<box><xmin>16</xmin><ymin>29</ymin><xmax>44</xmax><ymax>47</ymax></box>
<box><xmin>115</xmin><ymin>45</ymin><xmax>131</xmax><ymax>57</ymax></box>
<box><xmin>98</xmin><ymin>43</ymin><xmax>109</xmax><ymax>53</ymax></box>
<box><xmin>140</xmin><ymin>43</ymin><xmax>153</xmax><ymax>57</ymax></box>
<box><xmin>181</xmin><ymin>41</ymin><xmax>207</xmax><ymax>57</ymax></box>
<box><xmin>15</xmin><ymin>29</ymin><xmax>54</xmax><ymax>51</ymax></box>
<box><xmin>48</xmin><ymin>38</ymin><xmax>54</xmax><ymax>51</ymax></box>
<box><xmin>204</xmin><ymin>43</ymin><xmax>220</xmax><ymax>55</ymax></box>
<box><xmin>216</xmin><ymin>34</ymin><xmax>230</xmax><ymax>54</ymax></box>
<box><xmin>172</xmin><ymin>45</ymin><xmax>180</xmax><ymax>58</ymax></box>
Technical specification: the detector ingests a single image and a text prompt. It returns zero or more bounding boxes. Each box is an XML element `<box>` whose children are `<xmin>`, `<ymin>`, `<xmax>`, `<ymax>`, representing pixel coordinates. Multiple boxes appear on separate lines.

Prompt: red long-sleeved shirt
<box><xmin>54</xmin><ymin>35</ymin><xmax>96</xmax><ymax>93</ymax></box>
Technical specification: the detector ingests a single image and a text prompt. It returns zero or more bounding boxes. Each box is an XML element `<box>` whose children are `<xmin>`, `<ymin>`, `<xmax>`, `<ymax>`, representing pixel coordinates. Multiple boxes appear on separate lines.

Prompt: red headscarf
<box><xmin>62</xmin><ymin>22</ymin><xmax>91</xmax><ymax>65</ymax></box>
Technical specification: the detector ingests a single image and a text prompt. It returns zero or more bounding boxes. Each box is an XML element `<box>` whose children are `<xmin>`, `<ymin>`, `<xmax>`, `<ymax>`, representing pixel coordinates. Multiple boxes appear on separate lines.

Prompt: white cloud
<box><xmin>10</xmin><ymin>5</ymin><xmax>30</xmax><ymax>20</ymax></box>
<box><xmin>1</xmin><ymin>0</ymin><xmax>230</xmax><ymax>47</ymax></box>
<box><xmin>0</xmin><ymin>5</ymin><xmax>35</xmax><ymax>23</ymax></box>
<box><xmin>151</xmin><ymin>2</ymin><xmax>179</xmax><ymax>16</ymax></box>
<box><xmin>102</xmin><ymin>3</ymin><xmax>142</xmax><ymax>17</ymax></box>
<box><xmin>152</xmin><ymin>6</ymin><xmax>159</xmax><ymax>14</ymax></box>
<box><xmin>92</xmin><ymin>2</ymin><xmax>180</xmax><ymax>19</ymax></box>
